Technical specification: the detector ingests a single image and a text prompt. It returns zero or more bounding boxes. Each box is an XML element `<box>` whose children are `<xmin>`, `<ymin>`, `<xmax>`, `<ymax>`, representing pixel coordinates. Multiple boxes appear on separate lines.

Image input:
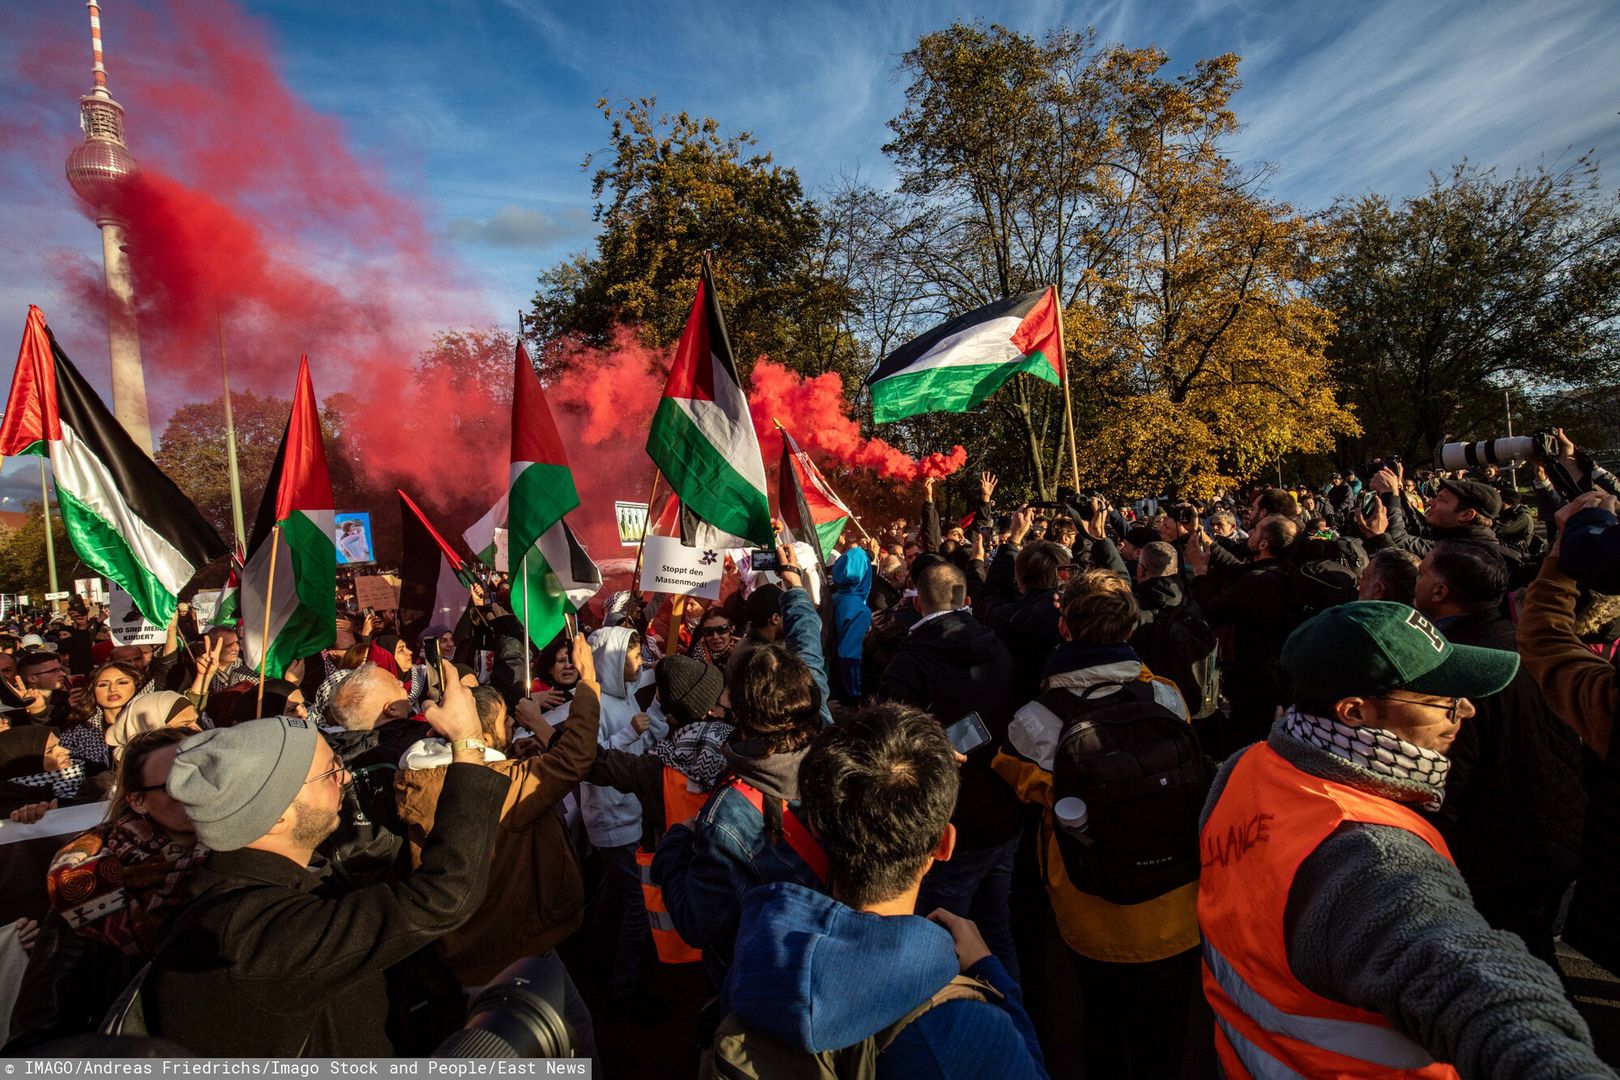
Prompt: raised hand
<box><xmin>979</xmin><ymin>471</ymin><xmax>999</xmax><ymax>504</ymax></box>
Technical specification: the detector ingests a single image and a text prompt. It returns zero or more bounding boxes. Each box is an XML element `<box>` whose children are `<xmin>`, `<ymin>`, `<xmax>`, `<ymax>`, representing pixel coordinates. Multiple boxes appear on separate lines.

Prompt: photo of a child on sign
<box><xmin>335</xmin><ymin>512</ymin><xmax>375</xmax><ymax>565</ymax></box>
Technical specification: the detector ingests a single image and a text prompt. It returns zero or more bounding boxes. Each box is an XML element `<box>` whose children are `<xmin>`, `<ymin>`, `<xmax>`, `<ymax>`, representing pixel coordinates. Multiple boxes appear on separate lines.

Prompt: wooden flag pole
<box><xmin>521</xmin><ymin>556</ymin><xmax>531</xmax><ymax>692</ymax></box>
<box><xmin>254</xmin><ymin>524</ymin><xmax>281</xmax><ymax>715</ymax></box>
<box><xmin>632</xmin><ymin>469</ymin><xmax>663</xmax><ymax>585</ymax></box>
<box><xmin>1055</xmin><ymin>288</ymin><xmax>1082</xmax><ymax>492</ymax></box>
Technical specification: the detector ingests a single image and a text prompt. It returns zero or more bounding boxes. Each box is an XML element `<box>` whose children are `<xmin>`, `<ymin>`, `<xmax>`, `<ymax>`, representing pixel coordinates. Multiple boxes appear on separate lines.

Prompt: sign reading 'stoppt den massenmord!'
<box><xmin>638</xmin><ymin>535</ymin><xmax>723</xmax><ymax>600</ymax></box>
<box><xmin>108</xmin><ymin>584</ymin><xmax>167</xmax><ymax>646</ymax></box>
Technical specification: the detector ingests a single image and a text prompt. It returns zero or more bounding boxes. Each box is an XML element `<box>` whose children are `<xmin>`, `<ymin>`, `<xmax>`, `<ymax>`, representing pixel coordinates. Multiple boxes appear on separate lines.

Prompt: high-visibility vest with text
<box><xmin>1198</xmin><ymin>743</ymin><xmax>1461</xmax><ymax>1080</ymax></box>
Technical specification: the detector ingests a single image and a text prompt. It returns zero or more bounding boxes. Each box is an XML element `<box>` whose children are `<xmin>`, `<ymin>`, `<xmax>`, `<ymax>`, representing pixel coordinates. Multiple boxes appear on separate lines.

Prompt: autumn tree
<box><xmin>1317</xmin><ymin>157</ymin><xmax>1620</xmax><ymax>462</ymax></box>
<box><xmin>529</xmin><ymin>98</ymin><xmax>856</xmax><ymax>377</ymax></box>
<box><xmin>0</xmin><ymin>501</ymin><xmax>85</xmax><ymax>596</ymax></box>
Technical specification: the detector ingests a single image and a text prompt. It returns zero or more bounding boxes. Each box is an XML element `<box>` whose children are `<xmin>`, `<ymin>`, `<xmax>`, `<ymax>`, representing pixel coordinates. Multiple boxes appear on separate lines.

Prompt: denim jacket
<box><xmin>650</xmin><ymin>585</ymin><xmax>831</xmax><ymax>984</ymax></box>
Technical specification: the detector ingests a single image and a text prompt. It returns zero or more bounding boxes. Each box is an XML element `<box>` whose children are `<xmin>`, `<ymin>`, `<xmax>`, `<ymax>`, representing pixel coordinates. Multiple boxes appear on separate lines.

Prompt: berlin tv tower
<box><xmin>64</xmin><ymin>1</ymin><xmax>153</xmax><ymax>454</ymax></box>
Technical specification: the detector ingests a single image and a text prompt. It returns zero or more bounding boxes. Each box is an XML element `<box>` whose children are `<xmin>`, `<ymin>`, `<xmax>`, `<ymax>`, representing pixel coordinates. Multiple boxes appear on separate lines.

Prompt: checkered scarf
<box><xmin>12</xmin><ymin>760</ymin><xmax>88</xmax><ymax>801</ymax></box>
<box><xmin>1282</xmin><ymin>707</ymin><xmax>1451</xmax><ymax>811</ymax></box>
<box><xmin>650</xmin><ymin>720</ymin><xmax>732</xmax><ymax>791</ymax></box>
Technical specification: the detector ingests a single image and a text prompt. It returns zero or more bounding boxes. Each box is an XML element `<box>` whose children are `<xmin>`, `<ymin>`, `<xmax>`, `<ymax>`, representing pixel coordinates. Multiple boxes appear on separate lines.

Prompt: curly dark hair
<box><xmin>798</xmin><ymin>703</ymin><xmax>959</xmax><ymax>908</ymax></box>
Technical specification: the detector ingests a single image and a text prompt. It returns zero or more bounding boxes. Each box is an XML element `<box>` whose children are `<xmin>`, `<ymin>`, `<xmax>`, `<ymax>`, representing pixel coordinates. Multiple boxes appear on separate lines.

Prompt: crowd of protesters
<box><xmin>0</xmin><ymin>427</ymin><xmax>1617</xmax><ymax>1078</ymax></box>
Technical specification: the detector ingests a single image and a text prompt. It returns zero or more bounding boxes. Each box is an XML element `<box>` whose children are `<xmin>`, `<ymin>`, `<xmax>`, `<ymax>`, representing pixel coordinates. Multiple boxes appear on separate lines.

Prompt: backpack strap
<box><xmin>728</xmin><ymin>779</ymin><xmax>829</xmax><ymax>883</ymax></box>
<box><xmin>871</xmin><ymin>975</ymin><xmax>1001</xmax><ymax>1053</ymax></box>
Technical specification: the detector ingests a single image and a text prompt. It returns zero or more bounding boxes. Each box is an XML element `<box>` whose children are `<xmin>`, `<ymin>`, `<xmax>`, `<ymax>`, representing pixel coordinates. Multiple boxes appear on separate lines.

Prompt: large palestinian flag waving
<box><xmin>0</xmin><ymin>306</ymin><xmax>226</xmax><ymax>624</ymax></box>
<box><xmin>507</xmin><ymin>341</ymin><xmax>598</xmax><ymax>648</ymax></box>
<box><xmin>646</xmin><ymin>256</ymin><xmax>772</xmax><ymax>545</ymax></box>
<box><xmin>240</xmin><ymin>356</ymin><xmax>335</xmax><ymax>678</ymax></box>
<box><xmin>865</xmin><ymin>286</ymin><xmax>1064</xmax><ymax>424</ymax></box>
<box><xmin>777</xmin><ymin>422</ymin><xmax>852</xmax><ymax>569</ymax></box>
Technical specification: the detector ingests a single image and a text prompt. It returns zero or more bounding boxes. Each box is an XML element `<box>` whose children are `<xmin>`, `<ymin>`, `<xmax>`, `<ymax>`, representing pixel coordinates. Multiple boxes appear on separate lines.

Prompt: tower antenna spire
<box><xmin>65</xmin><ymin>0</ymin><xmax>154</xmax><ymax>454</ymax></box>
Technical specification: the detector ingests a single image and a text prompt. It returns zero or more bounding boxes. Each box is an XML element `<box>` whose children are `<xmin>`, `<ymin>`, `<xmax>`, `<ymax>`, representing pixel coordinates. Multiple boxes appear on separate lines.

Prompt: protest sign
<box><xmin>191</xmin><ymin>589</ymin><xmax>223</xmax><ymax>632</ymax></box>
<box><xmin>107</xmin><ymin>584</ymin><xmax>167</xmax><ymax>646</ymax></box>
<box><xmin>638</xmin><ymin>535</ymin><xmax>723</xmax><ymax>600</ymax></box>
<box><xmin>616</xmin><ymin>501</ymin><xmax>649</xmax><ymax>547</ymax></box>
<box><xmin>355</xmin><ymin>574</ymin><xmax>402</xmax><ymax>612</ymax></box>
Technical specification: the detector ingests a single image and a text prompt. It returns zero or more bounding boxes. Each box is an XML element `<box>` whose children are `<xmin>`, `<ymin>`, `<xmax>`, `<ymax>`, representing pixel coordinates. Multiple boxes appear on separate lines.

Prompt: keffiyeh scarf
<box><xmin>1282</xmin><ymin>707</ymin><xmax>1451</xmax><ymax>811</ymax></box>
<box><xmin>12</xmin><ymin>760</ymin><xmax>88</xmax><ymax>801</ymax></box>
<box><xmin>650</xmin><ymin>720</ymin><xmax>733</xmax><ymax>791</ymax></box>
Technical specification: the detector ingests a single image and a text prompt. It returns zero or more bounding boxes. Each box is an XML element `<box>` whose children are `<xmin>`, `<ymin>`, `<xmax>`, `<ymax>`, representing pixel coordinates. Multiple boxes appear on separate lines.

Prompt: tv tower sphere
<box><xmin>64</xmin><ymin>0</ymin><xmax>153</xmax><ymax>454</ymax></box>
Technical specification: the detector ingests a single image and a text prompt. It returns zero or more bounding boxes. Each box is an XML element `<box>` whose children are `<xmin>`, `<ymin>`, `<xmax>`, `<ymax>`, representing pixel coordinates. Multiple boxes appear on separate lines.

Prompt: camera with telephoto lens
<box><xmin>1436</xmin><ymin>430</ymin><xmax>1590</xmax><ymax>500</ymax></box>
<box><xmin>433</xmin><ymin>955</ymin><xmax>578</xmax><ymax>1058</ymax></box>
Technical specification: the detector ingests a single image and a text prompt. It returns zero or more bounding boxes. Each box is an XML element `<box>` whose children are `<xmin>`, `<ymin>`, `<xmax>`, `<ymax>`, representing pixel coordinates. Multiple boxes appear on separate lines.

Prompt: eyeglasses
<box><xmin>304</xmin><ymin>762</ymin><xmax>351</xmax><ymax>786</ymax></box>
<box><xmin>701</xmin><ymin>624</ymin><xmax>733</xmax><ymax>637</ymax></box>
<box><xmin>1378</xmin><ymin>693</ymin><xmax>1465</xmax><ymax>722</ymax></box>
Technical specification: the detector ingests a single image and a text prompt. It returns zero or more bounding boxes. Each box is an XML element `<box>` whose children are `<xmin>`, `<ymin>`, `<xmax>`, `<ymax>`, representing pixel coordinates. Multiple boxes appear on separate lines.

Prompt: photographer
<box><xmin>1353</xmin><ymin>463</ymin><xmax>1524</xmax><ymax>577</ymax></box>
<box><xmin>1517</xmin><ymin>488</ymin><xmax>1620</xmax><ymax>993</ymax></box>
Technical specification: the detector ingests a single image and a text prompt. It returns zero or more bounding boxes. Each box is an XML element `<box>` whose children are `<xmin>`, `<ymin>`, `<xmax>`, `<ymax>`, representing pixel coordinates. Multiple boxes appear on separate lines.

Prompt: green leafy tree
<box><xmin>1318</xmin><ymin>157</ymin><xmax>1620</xmax><ymax>462</ymax></box>
<box><xmin>530</xmin><ymin>98</ymin><xmax>855</xmax><ymax>375</ymax></box>
<box><xmin>0</xmin><ymin>501</ymin><xmax>85</xmax><ymax>596</ymax></box>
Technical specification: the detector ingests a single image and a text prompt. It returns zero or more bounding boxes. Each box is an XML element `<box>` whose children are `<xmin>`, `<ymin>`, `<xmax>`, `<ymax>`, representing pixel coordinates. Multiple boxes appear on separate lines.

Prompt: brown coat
<box><xmin>1518</xmin><ymin>557</ymin><xmax>1617</xmax><ymax>761</ymax></box>
<box><xmin>395</xmin><ymin>684</ymin><xmax>601</xmax><ymax>985</ymax></box>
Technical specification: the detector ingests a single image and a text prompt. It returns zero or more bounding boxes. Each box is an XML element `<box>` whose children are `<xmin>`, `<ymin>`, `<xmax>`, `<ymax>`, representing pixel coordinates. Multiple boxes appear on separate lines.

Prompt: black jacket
<box><xmin>1191</xmin><ymin>559</ymin><xmax>1301</xmax><ymax>745</ymax></box>
<box><xmin>877</xmin><ymin>610</ymin><xmax>1023</xmax><ymax>850</ymax></box>
<box><xmin>1365</xmin><ymin>493</ymin><xmax>1528</xmax><ymax>583</ymax></box>
<box><xmin>146</xmin><ymin>763</ymin><xmax>506</xmax><ymax>1056</ymax></box>
<box><xmin>1425</xmin><ymin>610</ymin><xmax>1585</xmax><ymax>949</ymax></box>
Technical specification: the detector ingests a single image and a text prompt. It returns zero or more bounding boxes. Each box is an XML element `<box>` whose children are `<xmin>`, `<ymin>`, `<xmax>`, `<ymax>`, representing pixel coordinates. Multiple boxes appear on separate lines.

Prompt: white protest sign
<box><xmin>616</xmin><ymin>501</ymin><xmax>649</xmax><ymax>548</ymax></box>
<box><xmin>190</xmin><ymin>589</ymin><xmax>223</xmax><ymax>632</ymax></box>
<box><xmin>16</xmin><ymin>595</ymin><xmax>28</xmax><ymax>607</ymax></box>
<box><xmin>107</xmin><ymin>585</ymin><xmax>167</xmax><ymax>646</ymax></box>
<box><xmin>638</xmin><ymin>535</ymin><xmax>723</xmax><ymax>600</ymax></box>
<box><xmin>44</xmin><ymin>591</ymin><xmax>69</xmax><ymax>601</ymax></box>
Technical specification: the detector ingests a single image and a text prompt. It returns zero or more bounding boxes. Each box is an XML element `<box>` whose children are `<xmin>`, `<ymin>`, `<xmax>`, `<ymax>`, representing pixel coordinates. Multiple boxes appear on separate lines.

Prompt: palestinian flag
<box><xmin>776</xmin><ymin>422</ymin><xmax>852</xmax><ymax>568</ymax></box>
<box><xmin>507</xmin><ymin>341</ymin><xmax>589</xmax><ymax>648</ymax></box>
<box><xmin>0</xmin><ymin>306</ymin><xmax>226</xmax><ymax>625</ymax></box>
<box><xmin>646</xmin><ymin>256</ymin><xmax>772</xmax><ymax>545</ymax></box>
<box><xmin>514</xmin><ymin>518</ymin><xmax>601</xmax><ymax>646</ymax></box>
<box><xmin>865</xmin><ymin>286</ymin><xmax>1065</xmax><ymax>424</ymax></box>
<box><xmin>240</xmin><ymin>356</ymin><xmax>334</xmax><ymax>679</ymax></box>
<box><xmin>463</xmin><ymin>495</ymin><xmax>509</xmax><ymax>572</ymax></box>
<box><xmin>398</xmin><ymin>489</ymin><xmax>472</xmax><ymax>645</ymax></box>
<box><xmin>216</xmin><ymin>547</ymin><xmax>242</xmax><ymax>625</ymax></box>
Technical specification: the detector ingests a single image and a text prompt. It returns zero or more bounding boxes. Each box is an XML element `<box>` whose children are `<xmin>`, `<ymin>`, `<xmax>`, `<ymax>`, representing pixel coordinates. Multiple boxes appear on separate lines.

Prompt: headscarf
<box><xmin>0</xmin><ymin>725</ymin><xmax>53</xmax><ymax>781</ymax></box>
<box><xmin>106</xmin><ymin>691</ymin><xmax>196</xmax><ymax>751</ymax></box>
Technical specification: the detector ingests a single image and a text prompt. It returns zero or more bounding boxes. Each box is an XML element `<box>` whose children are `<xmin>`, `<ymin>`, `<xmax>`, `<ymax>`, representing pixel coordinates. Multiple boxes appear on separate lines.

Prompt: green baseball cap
<box><xmin>1282</xmin><ymin>601</ymin><xmax>1519</xmax><ymax>707</ymax></box>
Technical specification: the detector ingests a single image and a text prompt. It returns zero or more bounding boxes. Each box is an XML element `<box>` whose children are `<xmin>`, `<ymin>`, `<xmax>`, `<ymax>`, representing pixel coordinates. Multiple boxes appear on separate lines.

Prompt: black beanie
<box><xmin>654</xmin><ymin>655</ymin><xmax>724</xmax><ymax>727</ymax></box>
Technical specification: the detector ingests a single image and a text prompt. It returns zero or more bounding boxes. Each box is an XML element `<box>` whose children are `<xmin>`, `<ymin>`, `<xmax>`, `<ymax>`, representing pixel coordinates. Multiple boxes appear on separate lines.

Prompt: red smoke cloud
<box><xmin>747</xmin><ymin>360</ymin><xmax>966</xmax><ymax>481</ymax></box>
<box><xmin>2</xmin><ymin>0</ymin><xmax>960</xmax><ymax>559</ymax></box>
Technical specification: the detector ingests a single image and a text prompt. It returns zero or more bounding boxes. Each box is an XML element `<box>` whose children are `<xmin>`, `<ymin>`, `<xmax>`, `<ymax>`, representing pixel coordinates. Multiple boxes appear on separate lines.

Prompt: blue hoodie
<box><xmin>828</xmin><ymin>547</ymin><xmax>873</xmax><ymax>662</ymax></box>
<box><xmin>722</xmin><ymin>883</ymin><xmax>1048</xmax><ymax>1080</ymax></box>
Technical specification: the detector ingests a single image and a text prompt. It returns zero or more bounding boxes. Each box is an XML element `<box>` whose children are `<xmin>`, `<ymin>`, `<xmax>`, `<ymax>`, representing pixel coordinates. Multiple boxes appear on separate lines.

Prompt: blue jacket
<box><xmin>828</xmin><ymin>547</ymin><xmax>873</xmax><ymax>661</ymax></box>
<box><xmin>723</xmin><ymin>882</ymin><xmax>1047</xmax><ymax>1079</ymax></box>
<box><xmin>651</xmin><ymin>585</ymin><xmax>832</xmax><ymax>985</ymax></box>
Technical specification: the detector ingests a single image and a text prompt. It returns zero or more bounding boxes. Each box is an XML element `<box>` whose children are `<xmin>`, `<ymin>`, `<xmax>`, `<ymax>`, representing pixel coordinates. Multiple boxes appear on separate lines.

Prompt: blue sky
<box><xmin>0</xmin><ymin>0</ymin><xmax>1617</xmax><ymax>506</ymax></box>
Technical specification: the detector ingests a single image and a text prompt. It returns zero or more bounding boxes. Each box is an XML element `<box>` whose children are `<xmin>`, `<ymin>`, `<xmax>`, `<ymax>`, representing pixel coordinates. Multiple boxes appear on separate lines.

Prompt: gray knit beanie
<box><xmin>167</xmin><ymin>717</ymin><xmax>322</xmax><ymax>851</ymax></box>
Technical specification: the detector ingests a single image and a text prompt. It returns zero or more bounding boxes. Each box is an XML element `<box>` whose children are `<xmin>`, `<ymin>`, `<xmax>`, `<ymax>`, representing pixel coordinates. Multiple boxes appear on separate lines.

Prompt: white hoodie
<box><xmin>579</xmin><ymin>626</ymin><xmax>663</xmax><ymax>849</ymax></box>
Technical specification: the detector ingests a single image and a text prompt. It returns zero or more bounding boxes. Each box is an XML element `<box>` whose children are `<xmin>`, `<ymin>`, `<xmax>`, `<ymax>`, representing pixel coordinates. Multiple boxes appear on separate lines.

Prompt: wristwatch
<box><xmin>450</xmin><ymin>738</ymin><xmax>488</xmax><ymax>753</ymax></box>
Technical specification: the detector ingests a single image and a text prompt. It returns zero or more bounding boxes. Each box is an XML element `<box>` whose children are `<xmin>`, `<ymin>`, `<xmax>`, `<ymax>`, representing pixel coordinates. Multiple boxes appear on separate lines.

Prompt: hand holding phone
<box><xmin>421</xmin><ymin>637</ymin><xmax>445</xmax><ymax>707</ymax></box>
<box><xmin>945</xmin><ymin>711</ymin><xmax>991</xmax><ymax>756</ymax></box>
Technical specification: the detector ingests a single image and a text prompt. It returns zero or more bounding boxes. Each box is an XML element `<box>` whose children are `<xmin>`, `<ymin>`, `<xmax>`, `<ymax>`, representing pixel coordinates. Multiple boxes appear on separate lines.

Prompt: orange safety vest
<box><xmin>1198</xmin><ymin>743</ymin><xmax>1462</xmax><ymax>1080</ymax></box>
<box><xmin>636</xmin><ymin>766</ymin><xmax>710</xmax><ymax>965</ymax></box>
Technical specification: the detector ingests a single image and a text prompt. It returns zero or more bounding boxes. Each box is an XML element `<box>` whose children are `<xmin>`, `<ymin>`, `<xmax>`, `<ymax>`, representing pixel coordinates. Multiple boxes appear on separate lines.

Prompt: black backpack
<box><xmin>1130</xmin><ymin>606</ymin><xmax>1220</xmax><ymax>720</ymax></box>
<box><xmin>1041</xmin><ymin>681</ymin><xmax>1214</xmax><ymax>905</ymax></box>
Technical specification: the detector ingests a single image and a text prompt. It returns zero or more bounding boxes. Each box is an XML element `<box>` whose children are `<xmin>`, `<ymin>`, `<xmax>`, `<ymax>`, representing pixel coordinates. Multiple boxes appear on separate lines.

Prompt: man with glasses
<box><xmin>145</xmin><ymin>660</ymin><xmax>506</xmax><ymax>1056</ymax></box>
<box><xmin>1198</xmin><ymin>601</ymin><xmax>1607</xmax><ymax>1078</ymax></box>
<box><xmin>14</xmin><ymin>650</ymin><xmax>71</xmax><ymax>725</ymax></box>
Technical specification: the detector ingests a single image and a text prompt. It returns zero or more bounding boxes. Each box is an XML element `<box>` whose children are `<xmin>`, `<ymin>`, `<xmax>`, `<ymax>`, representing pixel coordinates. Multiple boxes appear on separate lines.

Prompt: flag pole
<box><xmin>521</xmin><ymin>554</ymin><xmax>531</xmax><ymax>693</ymax></box>
<box><xmin>632</xmin><ymin>469</ymin><xmax>663</xmax><ymax>584</ymax></box>
<box><xmin>38</xmin><ymin>456</ymin><xmax>58</xmax><ymax>596</ymax></box>
<box><xmin>1055</xmin><ymin>287</ymin><xmax>1081</xmax><ymax>492</ymax></box>
<box><xmin>218</xmin><ymin>314</ymin><xmax>248</xmax><ymax>550</ymax></box>
<box><xmin>254</xmin><ymin>524</ymin><xmax>281</xmax><ymax>714</ymax></box>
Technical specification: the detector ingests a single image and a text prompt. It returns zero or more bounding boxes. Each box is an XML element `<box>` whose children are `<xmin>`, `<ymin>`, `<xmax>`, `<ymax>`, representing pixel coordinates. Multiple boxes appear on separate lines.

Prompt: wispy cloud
<box><xmin>443</xmin><ymin>204</ymin><xmax>594</xmax><ymax>249</ymax></box>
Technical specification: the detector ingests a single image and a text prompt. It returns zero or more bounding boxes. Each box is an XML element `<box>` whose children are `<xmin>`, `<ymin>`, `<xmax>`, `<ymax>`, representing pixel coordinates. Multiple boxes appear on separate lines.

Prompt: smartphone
<box><xmin>421</xmin><ymin>637</ymin><xmax>444</xmax><ymax>707</ymax></box>
<box><xmin>945</xmin><ymin>711</ymin><xmax>991</xmax><ymax>755</ymax></box>
<box><xmin>751</xmin><ymin>548</ymin><xmax>780</xmax><ymax>572</ymax></box>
